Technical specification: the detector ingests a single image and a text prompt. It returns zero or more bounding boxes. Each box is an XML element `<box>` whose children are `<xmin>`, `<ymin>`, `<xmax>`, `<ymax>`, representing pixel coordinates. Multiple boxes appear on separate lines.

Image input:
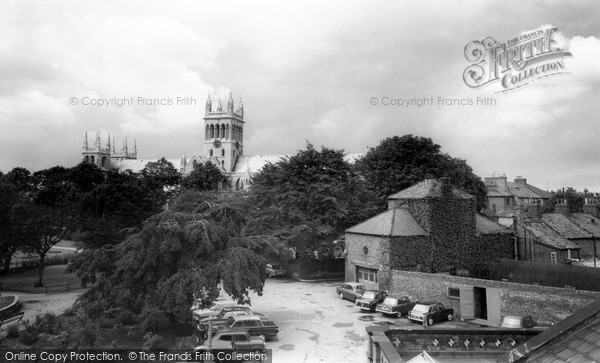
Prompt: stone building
<box><xmin>344</xmin><ymin>178</ymin><xmax>513</xmax><ymax>291</ymax></box>
<box><xmin>82</xmin><ymin>93</ymin><xmax>362</xmax><ymax>191</ymax></box>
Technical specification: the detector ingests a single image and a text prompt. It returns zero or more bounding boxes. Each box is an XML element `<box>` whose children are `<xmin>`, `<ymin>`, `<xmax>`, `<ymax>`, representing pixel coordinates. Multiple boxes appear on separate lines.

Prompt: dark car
<box><xmin>408</xmin><ymin>301</ymin><xmax>454</xmax><ymax>326</ymax></box>
<box><xmin>336</xmin><ymin>282</ymin><xmax>366</xmax><ymax>303</ymax></box>
<box><xmin>355</xmin><ymin>290</ymin><xmax>388</xmax><ymax>312</ymax></box>
<box><xmin>375</xmin><ymin>296</ymin><xmax>416</xmax><ymax>317</ymax></box>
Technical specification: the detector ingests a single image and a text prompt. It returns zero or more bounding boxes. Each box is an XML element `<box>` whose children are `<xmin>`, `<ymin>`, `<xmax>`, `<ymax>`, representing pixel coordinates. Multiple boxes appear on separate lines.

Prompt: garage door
<box><xmin>356</xmin><ymin>266</ymin><xmax>379</xmax><ymax>290</ymax></box>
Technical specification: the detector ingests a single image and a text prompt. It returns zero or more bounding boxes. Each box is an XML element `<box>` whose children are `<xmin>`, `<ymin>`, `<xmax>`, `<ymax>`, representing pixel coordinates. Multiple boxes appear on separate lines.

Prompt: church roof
<box><xmin>111</xmin><ymin>158</ymin><xmax>181</xmax><ymax>173</ymax></box>
<box><xmin>345</xmin><ymin>207</ymin><xmax>428</xmax><ymax>237</ymax></box>
<box><xmin>231</xmin><ymin>154</ymin><xmax>288</xmax><ymax>174</ymax></box>
<box><xmin>387</xmin><ymin>179</ymin><xmax>474</xmax><ymax>200</ymax></box>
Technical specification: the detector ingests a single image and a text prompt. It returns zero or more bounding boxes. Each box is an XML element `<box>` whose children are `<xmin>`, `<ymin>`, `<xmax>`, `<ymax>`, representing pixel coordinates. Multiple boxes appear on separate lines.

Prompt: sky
<box><xmin>1</xmin><ymin>0</ymin><xmax>600</xmax><ymax>192</ymax></box>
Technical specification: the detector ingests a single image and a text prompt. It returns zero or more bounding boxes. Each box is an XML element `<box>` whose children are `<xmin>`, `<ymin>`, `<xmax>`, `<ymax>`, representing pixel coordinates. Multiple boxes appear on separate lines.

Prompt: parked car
<box><xmin>355</xmin><ymin>290</ymin><xmax>388</xmax><ymax>312</ymax></box>
<box><xmin>501</xmin><ymin>315</ymin><xmax>537</xmax><ymax>328</ymax></box>
<box><xmin>216</xmin><ymin>315</ymin><xmax>279</xmax><ymax>340</ymax></box>
<box><xmin>408</xmin><ymin>302</ymin><xmax>454</xmax><ymax>326</ymax></box>
<box><xmin>192</xmin><ymin>302</ymin><xmax>243</xmax><ymax>321</ymax></box>
<box><xmin>265</xmin><ymin>263</ymin><xmax>286</xmax><ymax>277</ymax></box>
<box><xmin>195</xmin><ymin>329</ymin><xmax>266</xmax><ymax>357</ymax></box>
<box><xmin>336</xmin><ymin>282</ymin><xmax>366</xmax><ymax>302</ymax></box>
<box><xmin>196</xmin><ymin>308</ymin><xmax>268</xmax><ymax>336</ymax></box>
<box><xmin>376</xmin><ymin>296</ymin><xmax>416</xmax><ymax>317</ymax></box>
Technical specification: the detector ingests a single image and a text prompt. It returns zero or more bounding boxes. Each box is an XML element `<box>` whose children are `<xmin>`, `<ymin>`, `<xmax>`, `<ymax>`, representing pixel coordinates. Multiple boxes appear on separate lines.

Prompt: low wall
<box><xmin>389</xmin><ymin>269</ymin><xmax>600</xmax><ymax>325</ymax></box>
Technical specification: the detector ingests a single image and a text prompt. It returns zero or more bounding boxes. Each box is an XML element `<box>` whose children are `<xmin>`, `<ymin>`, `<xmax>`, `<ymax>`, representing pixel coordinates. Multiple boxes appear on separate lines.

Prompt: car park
<box><xmin>265</xmin><ymin>263</ymin><xmax>286</xmax><ymax>277</ymax></box>
<box><xmin>336</xmin><ymin>282</ymin><xmax>365</xmax><ymax>302</ymax></box>
<box><xmin>501</xmin><ymin>315</ymin><xmax>537</xmax><ymax>328</ymax></box>
<box><xmin>375</xmin><ymin>296</ymin><xmax>416</xmax><ymax>317</ymax></box>
<box><xmin>408</xmin><ymin>302</ymin><xmax>454</xmax><ymax>326</ymax></box>
<box><xmin>355</xmin><ymin>290</ymin><xmax>388</xmax><ymax>312</ymax></box>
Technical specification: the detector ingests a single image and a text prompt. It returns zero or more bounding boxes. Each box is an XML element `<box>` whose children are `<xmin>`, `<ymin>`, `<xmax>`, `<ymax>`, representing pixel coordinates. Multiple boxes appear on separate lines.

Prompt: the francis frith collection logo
<box><xmin>463</xmin><ymin>26</ymin><xmax>572</xmax><ymax>92</ymax></box>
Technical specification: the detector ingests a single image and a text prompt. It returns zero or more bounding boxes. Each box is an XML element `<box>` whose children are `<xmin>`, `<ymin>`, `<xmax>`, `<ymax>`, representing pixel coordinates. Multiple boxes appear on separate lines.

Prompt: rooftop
<box><xmin>522</xmin><ymin>222</ymin><xmax>580</xmax><ymax>250</ymax></box>
<box><xmin>541</xmin><ymin>213</ymin><xmax>593</xmax><ymax>239</ymax></box>
<box><xmin>388</xmin><ymin>179</ymin><xmax>474</xmax><ymax>200</ymax></box>
<box><xmin>345</xmin><ymin>207</ymin><xmax>428</xmax><ymax>237</ymax></box>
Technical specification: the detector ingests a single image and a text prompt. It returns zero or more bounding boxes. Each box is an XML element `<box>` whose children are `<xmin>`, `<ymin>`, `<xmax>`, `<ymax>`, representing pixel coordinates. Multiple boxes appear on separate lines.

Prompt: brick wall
<box><xmin>345</xmin><ymin>234</ymin><xmax>390</xmax><ymax>288</ymax></box>
<box><xmin>389</xmin><ymin>269</ymin><xmax>600</xmax><ymax>325</ymax></box>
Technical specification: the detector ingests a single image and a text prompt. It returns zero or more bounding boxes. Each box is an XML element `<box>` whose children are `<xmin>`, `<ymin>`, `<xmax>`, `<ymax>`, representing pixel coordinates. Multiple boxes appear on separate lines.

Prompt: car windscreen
<box><xmin>271</xmin><ymin>264</ymin><xmax>282</xmax><ymax>269</ymax></box>
<box><xmin>382</xmin><ymin>297</ymin><xmax>397</xmax><ymax>305</ymax></box>
<box><xmin>412</xmin><ymin>304</ymin><xmax>430</xmax><ymax>313</ymax></box>
<box><xmin>362</xmin><ymin>291</ymin><xmax>376</xmax><ymax>299</ymax></box>
<box><xmin>355</xmin><ymin>284</ymin><xmax>365</xmax><ymax>291</ymax></box>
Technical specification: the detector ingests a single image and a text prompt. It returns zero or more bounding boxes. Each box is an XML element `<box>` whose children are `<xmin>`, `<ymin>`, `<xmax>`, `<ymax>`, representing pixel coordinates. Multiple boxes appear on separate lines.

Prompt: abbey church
<box><xmin>81</xmin><ymin>93</ymin><xmax>301</xmax><ymax>191</ymax></box>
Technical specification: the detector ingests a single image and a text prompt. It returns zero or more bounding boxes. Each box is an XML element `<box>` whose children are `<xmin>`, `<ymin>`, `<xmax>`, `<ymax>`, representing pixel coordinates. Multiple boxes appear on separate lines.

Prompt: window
<box><xmin>550</xmin><ymin>252</ymin><xmax>557</xmax><ymax>264</ymax></box>
<box><xmin>447</xmin><ymin>287</ymin><xmax>460</xmax><ymax>300</ymax></box>
<box><xmin>493</xmin><ymin>205</ymin><xmax>496</xmax><ymax>213</ymax></box>
<box><xmin>506</xmin><ymin>198</ymin><xmax>511</xmax><ymax>206</ymax></box>
<box><xmin>209</xmin><ymin>149</ymin><xmax>213</xmax><ymax>157</ymax></box>
<box><xmin>221</xmin><ymin>149</ymin><xmax>225</xmax><ymax>157</ymax></box>
<box><xmin>219</xmin><ymin>335</ymin><xmax>232</xmax><ymax>342</ymax></box>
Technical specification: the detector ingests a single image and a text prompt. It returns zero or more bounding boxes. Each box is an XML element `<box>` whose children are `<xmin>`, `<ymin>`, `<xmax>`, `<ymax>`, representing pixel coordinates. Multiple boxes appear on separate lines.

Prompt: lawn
<box><xmin>0</xmin><ymin>265</ymin><xmax>83</xmax><ymax>293</ymax></box>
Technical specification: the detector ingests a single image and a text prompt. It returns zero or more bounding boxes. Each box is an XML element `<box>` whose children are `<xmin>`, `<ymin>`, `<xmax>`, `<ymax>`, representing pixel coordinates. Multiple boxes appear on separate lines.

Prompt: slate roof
<box><xmin>498</xmin><ymin>298</ymin><xmax>600</xmax><ymax>362</ymax></box>
<box><xmin>231</xmin><ymin>154</ymin><xmax>288</xmax><ymax>174</ymax></box>
<box><xmin>523</xmin><ymin>222</ymin><xmax>580</xmax><ymax>250</ymax></box>
<box><xmin>541</xmin><ymin>213</ymin><xmax>593</xmax><ymax>240</ymax></box>
<box><xmin>506</xmin><ymin>182</ymin><xmax>552</xmax><ymax>199</ymax></box>
<box><xmin>568</xmin><ymin>213</ymin><xmax>600</xmax><ymax>237</ymax></box>
<box><xmin>487</xmin><ymin>184</ymin><xmax>512</xmax><ymax>197</ymax></box>
<box><xmin>345</xmin><ymin>207</ymin><xmax>428</xmax><ymax>237</ymax></box>
<box><xmin>387</xmin><ymin>179</ymin><xmax>474</xmax><ymax>200</ymax></box>
<box><xmin>476</xmin><ymin>214</ymin><xmax>512</xmax><ymax>234</ymax></box>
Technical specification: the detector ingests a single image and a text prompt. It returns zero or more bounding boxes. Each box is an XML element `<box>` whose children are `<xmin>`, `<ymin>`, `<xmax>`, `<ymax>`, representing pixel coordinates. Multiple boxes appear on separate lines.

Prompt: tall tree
<box><xmin>246</xmin><ymin>143</ymin><xmax>378</xmax><ymax>253</ymax></box>
<box><xmin>69</xmin><ymin>193</ymin><xmax>268</xmax><ymax>323</ymax></box>
<box><xmin>181</xmin><ymin>162</ymin><xmax>229</xmax><ymax>192</ymax></box>
<box><xmin>140</xmin><ymin>157</ymin><xmax>182</xmax><ymax>192</ymax></box>
<box><xmin>354</xmin><ymin>135</ymin><xmax>487</xmax><ymax>210</ymax></box>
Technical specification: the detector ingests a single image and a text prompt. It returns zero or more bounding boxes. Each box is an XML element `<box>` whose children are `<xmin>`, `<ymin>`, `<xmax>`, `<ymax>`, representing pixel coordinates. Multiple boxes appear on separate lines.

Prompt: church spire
<box><xmin>227</xmin><ymin>92</ymin><xmax>234</xmax><ymax>115</ymax></box>
<box><xmin>205</xmin><ymin>94</ymin><xmax>212</xmax><ymax>116</ymax></box>
<box><xmin>83</xmin><ymin>132</ymin><xmax>88</xmax><ymax>150</ymax></box>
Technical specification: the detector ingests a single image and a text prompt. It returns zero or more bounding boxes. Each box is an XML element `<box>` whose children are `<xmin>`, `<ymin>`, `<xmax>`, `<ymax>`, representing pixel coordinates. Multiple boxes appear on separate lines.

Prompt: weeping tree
<box><xmin>69</xmin><ymin>193</ymin><xmax>273</xmax><ymax>323</ymax></box>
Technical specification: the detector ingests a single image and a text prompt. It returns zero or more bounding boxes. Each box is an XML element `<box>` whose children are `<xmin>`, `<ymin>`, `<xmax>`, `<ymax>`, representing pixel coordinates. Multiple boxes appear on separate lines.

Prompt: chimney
<box><xmin>514</xmin><ymin>176</ymin><xmax>527</xmax><ymax>185</ymax></box>
<box><xmin>583</xmin><ymin>197</ymin><xmax>599</xmax><ymax>218</ymax></box>
<box><xmin>440</xmin><ymin>177</ymin><xmax>452</xmax><ymax>198</ymax></box>
<box><xmin>555</xmin><ymin>199</ymin><xmax>570</xmax><ymax>215</ymax></box>
<box><xmin>514</xmin><ymin>204</ymin><xmax>527</xmax><ymax>225</ymax></box>
<box><xmin>525</xmin><ymin>203</ymin><xmax>541</xmax><ymax>219</ymax></box>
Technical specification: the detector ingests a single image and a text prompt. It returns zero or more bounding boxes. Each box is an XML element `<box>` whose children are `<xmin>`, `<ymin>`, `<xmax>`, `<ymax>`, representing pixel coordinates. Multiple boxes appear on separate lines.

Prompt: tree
<box><xmin>181</xmin><ymin>162</ymin><xmax>229</xmax><ymax>192</ymax></box>
<box><xmin>140</xmin><ymin>157</ymin><xmax>182</xmax><ymax>191</ymax></box>
<box><xmin>245</xmin><ymin>143</ymin><xmax>378</xmax><ymax>253</ymax></box>
<box><xmin>0</xmin><ymin>181</ymin><xmax>23</xmax><ymax>273</ymax></box>
<box><xmin>354</xmin><ymin>135</ymin><xmax>487</xmax><ymax>210</ymax></box>
<box><xmin>69</xmin><ymin>193</ymin><xmax>269</xmax><ymax>323</ymax></box>
<box><xmin>542</xmin><ymin>188</ymin><xmax>585</xmax><ymax>213</ymax></box>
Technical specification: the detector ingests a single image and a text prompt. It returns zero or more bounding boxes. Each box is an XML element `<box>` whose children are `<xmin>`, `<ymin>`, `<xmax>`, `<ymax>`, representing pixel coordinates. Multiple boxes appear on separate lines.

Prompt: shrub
<box><xmin>117</xmin><ymin>310</ymin><xmax>137</xmax><ymax>325</ymax></box>
<box><xmin>35</xmin><ymin>313</ymin><xmax>61</xmax><ymax>335</ymax></box>
<box><xmin>5</xmin><ymin>324</ymin><xmax>20</xmax><ymax>338</ymax></box>
<box><xmin>143</xmin><ymin>332</ymin><xmax>163</xmax><ymax>350</ymax></box>
<box><xmin>141</xmin><ymin>309</ymin><xmax>170</xmax><ymax>333</ymax></box>
<box><xmin>19</xmin><ymin>325</ymin><xmax>39</xmax><ymax>346</ymax></box>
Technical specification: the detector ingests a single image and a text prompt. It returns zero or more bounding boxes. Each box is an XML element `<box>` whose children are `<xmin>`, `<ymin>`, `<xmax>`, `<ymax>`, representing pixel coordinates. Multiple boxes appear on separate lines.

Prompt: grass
<box><xmin>0</xmin><ymin>265</ymin><xmax>84</xmax><ymax>293</ymax></box>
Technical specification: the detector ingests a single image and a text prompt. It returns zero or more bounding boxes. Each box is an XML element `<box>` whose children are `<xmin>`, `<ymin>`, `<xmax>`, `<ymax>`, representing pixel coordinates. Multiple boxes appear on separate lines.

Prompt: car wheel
<box><xmin>397</xmin><ymin>311</ymin><xmax>402</xmax><ymax>318</ymax></box>
<box><xmin>427</xmin><ymin>318</ymin><xmax>434</xmax><ymax>326</ymax></box>
<box><xmin>339</xmin><ymin>293</ymin><xmax>344</xmax><ymax>300</ymax></box>
<box><xmin>447</xmin><ymin>314</ymin><xmax>453</xmax><ymax>321</ymax></box>
<box><xmin>252</xmin><ymin>347</ymin><xmax>264</xmax><ymax>354</ymax></box>
<box><xmin>354</xmin><ymin>297</ymin><xmax>358</xmax><ymax>303</ymax></box>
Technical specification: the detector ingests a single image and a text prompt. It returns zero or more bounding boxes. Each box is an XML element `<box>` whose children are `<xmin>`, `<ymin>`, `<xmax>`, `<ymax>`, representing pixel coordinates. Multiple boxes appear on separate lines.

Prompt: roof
<box><xmin>498</xmin><ymin>298</ymin><xmax>600</xmax><ymax>362</ymax></box>
<box><xmin>345</xmin><ymin>207</ymin><xmax>428</xmax><ymax>237</ymax></box>
<box><xmin>112</xmin><ymin>158</ymin><xmax>181</xmax><ymax>173</ymax></box>
<box><xmin>568</xmin><ymin>213</ymin><xmax>600</xmax><ymax>237</ymax></box>
<box><xmin>541</xmin><ymin>213</ymin><xmax>593</xmax><ymax>239</ymax></box>
<box><xmin>487</xmin><ymin>184</ymin><xmax>513</xmax><ymax>197</ymax></box>
<box><xmin>231</xmin><ymin>154</ymin><xmax>288</xmax><ymax>174</ymax></box>
<box><xmin>476</xmin><ymin>214</ymin><xmax>512</xmax><ymax>234</ymax></box>
<box><xmin>522</xmin><ymin>222</ymin><xmax>580</xmax><ymax>250</ymax></box>
<box><xmin>231</xmin><ymin>315</ymin><xmax>261</xmax><ymax>321</ymax></box>
<box><xmin>506</xmin><ymin>181</ymin><xmax>552</xmax><ymax>199</ymax></box>
<box><xmin>387</xmin><ymin>179</ymin><xmax>474</xmax><ymax>200</ymax></box>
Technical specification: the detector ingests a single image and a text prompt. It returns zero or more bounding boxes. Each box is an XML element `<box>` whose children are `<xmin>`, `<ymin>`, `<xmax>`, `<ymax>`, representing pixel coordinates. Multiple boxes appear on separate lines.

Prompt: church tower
<box><xmin>203</xmin><ymin>93</ymin><xmax>244</xmax><ymax>172</ymax></box>
<box><xmin>82</xmin><ymin>131</ymin><xmax>112</xmax><ymax>170</ymax></box>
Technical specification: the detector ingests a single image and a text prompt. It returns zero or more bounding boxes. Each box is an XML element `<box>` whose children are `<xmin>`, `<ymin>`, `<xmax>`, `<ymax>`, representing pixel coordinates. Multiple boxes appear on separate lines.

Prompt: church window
<box><xmin>221</xmin><ymin>149</ymin><xmax>225</xmax><ymax>157</ymax></box>
<box><xmin>221</xmin><ymin>124</ymin><xmax>225</xmax><ymax>139</ymax></box>
<box><xmin>226</xmin><ymin>125</ymin><xmax>230</xmax><ymax>139</ymax></box>
<box><xmin>215</xmin><ymin>124</ymin><xmax>220</xmax><ymax>138</ymax></box>
<box><xmin>221</xmin><ymin>160</ymin><xmax>224</xmax><ymax>168</ymax></box>
<box><xmin>90</xmin><ymin>155</ymin><xmax>95</xmax><ymax>164</ymax></box>
<box><xmin>210</xmin><ymin>124</ymin><xmax>214</xmax><ymax>138</ymax></box>
<box><xmin>206</xmin><ymin>125</ymin><xmax>209</xmax><ymax>140</ymax></box>
<box><xmin>210</xmin><ymin>149</ymin><xmax>213</xmax><ymax>157</ymax></box>
<box><xmin>193</xmin><ymin>160</ymin><xmax>198</xmax><ymax>168</ymax></box>
<box><xmin>84</xmin><ymin>155</ymin><xmax>89</xmax><ymax>163</ymax></box>
<box><xmin>101</xmin><ymin>156</ymin><xmax>107</xmax><ymax>167</ymax></box>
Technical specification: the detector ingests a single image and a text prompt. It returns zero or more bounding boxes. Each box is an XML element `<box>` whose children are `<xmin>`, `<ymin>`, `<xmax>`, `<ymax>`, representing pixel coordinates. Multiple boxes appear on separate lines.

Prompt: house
<box><xmin>515</xmin><ymin>201</ymin><xmax>600</xmax><ymax>266</ymax></box>
<box><xmin>484</xmin><ymin>175</ymin><xmax>551</xmax><ymax>226</ymax></box>
<box><xmin>344</xmin><ymin>178</ymin><xmax>513</xmax><ymax>291</ymax></box>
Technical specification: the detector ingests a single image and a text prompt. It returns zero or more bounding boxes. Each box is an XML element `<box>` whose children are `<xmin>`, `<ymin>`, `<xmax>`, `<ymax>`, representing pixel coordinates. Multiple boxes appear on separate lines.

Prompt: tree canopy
<box><xmin>245</xmin><ymin>143</ymin><xmax>378</xmax><ymax>253</ymax></box>
<box><xmin>354</xmin><ymin>135</ymin><xmax>487</xmax><ymax>210</ymax></box>
<box><xmin>181</xmin><ymin>162</ymin><xmax>229</xmax><ymax>192</ymax></box>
